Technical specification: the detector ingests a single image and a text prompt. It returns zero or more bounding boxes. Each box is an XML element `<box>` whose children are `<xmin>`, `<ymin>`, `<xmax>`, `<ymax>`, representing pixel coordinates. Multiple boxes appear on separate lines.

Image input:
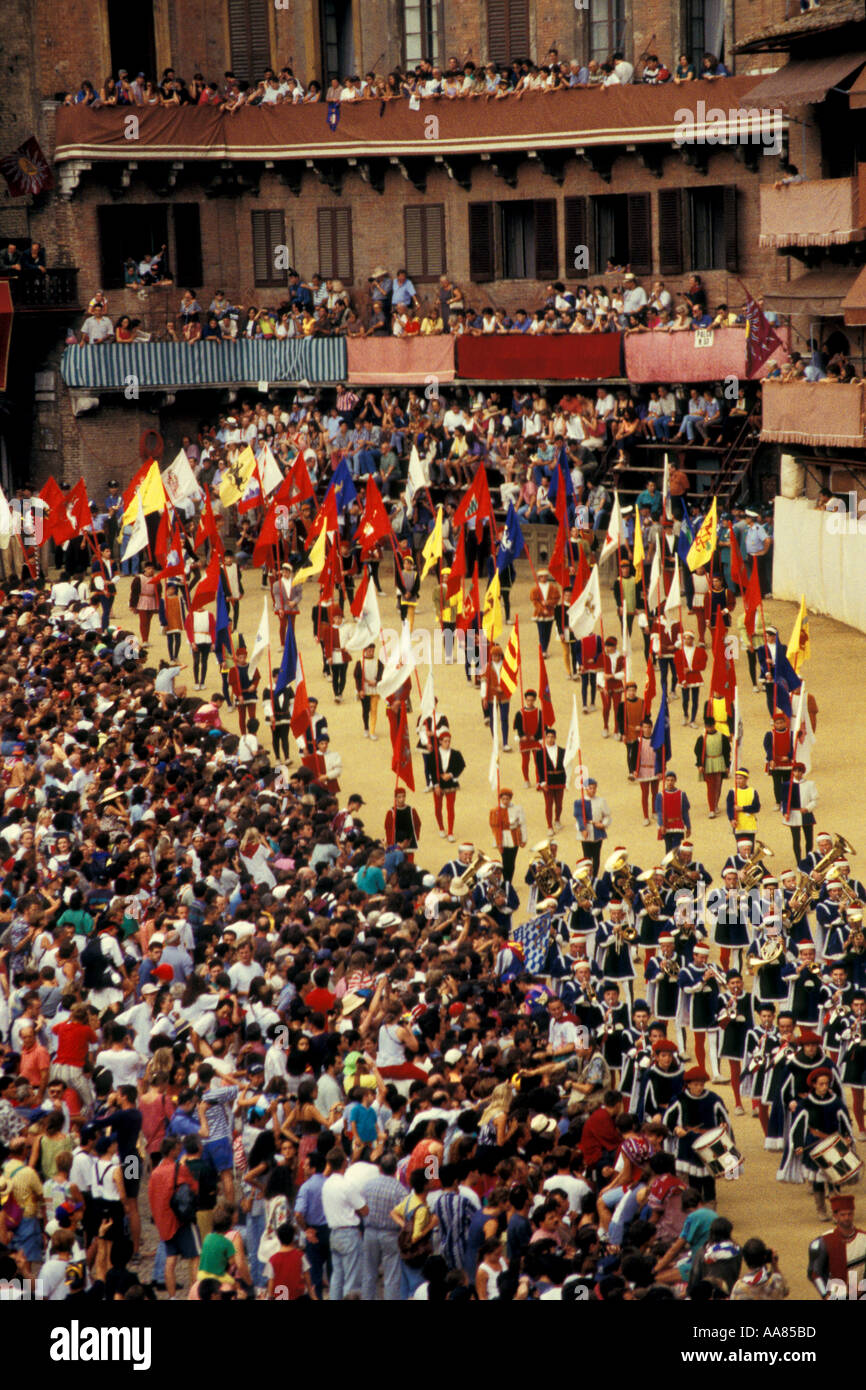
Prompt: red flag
<box><xmin>357</xmin><ymin>478</ymin><xmax>392</xmax><ymax>552</ymax></box>
<box><xmin>155</xmin><ymin>517</ymin><xmax>185</xmax><ymax>581</ymax></box>
<box><xmin>153</xmin><ymin>509</ymin><xmax>170</xmax><ymax>564</ymax></box>
<box><xmin>350</xmin><ymin>568</ymin><xmax>370</xmax><ymax>619</ymax></box>
<box><xmin>39</xmin><ymin>477</ymin><xmax>64</xmax><ymax>512</ymax></box>
<box><xmin>252</xmin><ymin>502</ymin><xmax>280</xmax><ymax>569</ymax></box>
<box><xmin>290</xmin><ymin>679</ymin><xmax>311</xmax><ymax>738</ymax></box>
<box><xmin>122</xmin><ymin>459</ymin><xmax>154</xmax><ymax>516</ymax></box>
<box><xmin>390</xmin><ymin>700</ymin><xmax>415</xmax><ymax>791</ymax></box>
<box><xmin>308</xmin><ymin>489</ymin><xmax>338</xmax><ymax>546</ymax></box>
<box><xmin>319</xmin><ymin>539</ymin><xmax>342</xmax><ymax>603</ymax></box>
<box><xmin>456</xmin><ymin>565</ymin><xmax>480</xmax><ymax>632</ymax></box>
<box><xmin>237</xmin><ymin>462</ymin><xmax>264</xmax><ymax>515</ymax></box>
<box><xmin>190</xmin><ymin>553</ymin><xmax>220</xmax><ymax>611</ymax></box>
<box><xmin>549</xmin><ymin>512</ymin><xmax>570</xmax><ymax>586</ymax></box>
<box><xmin>568</xmin><ymin>549</ymin><xmax>592</xmax><ymax>605</ymax></box>
<box><xmin>744</xmin><ymin>559</ymin><xmax>762</xmax><ymax>634</ymax></box>
<box><xmin>643</xmin><ymin>653</ymin><xmax>656</xmax><ymax>716</ymax></box>
<box><xmin>538</xmin><ymin>646</ymin><xmax>555</xmax><ymax>727</ymax></box>
<box><xmin>452</xmin><ymin>466</ymin><xmax>496</xmax><ymax>540</ymax></box>
<box><xmin>274</xmin><ymin>453</ymin><xmax>315</xmax><ymax>508</ymax></box>
<box><xmin>710</xmin><ymin>612</ymin><xmax>735</xmax><ymax>704</ymax></box>
<box><xmin>729</xmin><ymin>528</ymin><xmax>748</xmax><ymax>590</ymax></box>
<box><xmin>1</xmin><ymin>136</ymin><xmax>54</xmax><ymax>197</ymax></box>
<box><xmin>743</xmin><ymin>287</ymin><xmax>785</xmax><ymax>377</ymax></box>
<box><xmin>446</xmin><ymin>529</ymin><xmax>467</xmax><ymax>599</ymax></box>
<box><xmin>50</xmin><ymin>478</ymin><xmax>93</xmax><ymax>546</ymax></box>
<box><xmin>195</xmin><ymin>491</ymin><xmax>224</xmax><ymax>560</ymax></box>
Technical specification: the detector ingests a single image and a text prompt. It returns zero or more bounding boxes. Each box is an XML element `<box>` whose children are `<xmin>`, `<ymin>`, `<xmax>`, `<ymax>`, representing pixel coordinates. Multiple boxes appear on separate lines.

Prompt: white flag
<box><xmin>419</xmin><ymin>668</ymin><xmax>436</xmax><ymax>725</ymax></box>
<box><xmin>339</xmin><ymin>581</ymin><xmax>382</xmax><ymax>654</ymax></box>
<box><xmin>161</xmin><ymin>449</ymin><xmax>200</xmax><ymax>507</ymax></box>
<box><xmin>377</xmin><ymin>621</ymin><xmax>415</xmax><ymax>698</ymax></box>
<box><xmin>259</xmin><ymin>444</ymin><xmax>284</xmax><ymax>496</ymax></box>
<box><xmin>647</xmin><ymin>544</ymin><xmax>662</xmax><ymax>611</ymax></box>
<box><xmin>488</xmin><ymin>697</ymin><xmax>500</xmax><ymax>791</ymax></box>
<box><xmin>732</xmin><ymin>682</ymin><xmax>741</xmax><ymax>769</ymax></box>
<box><xmin>662</xmin><ymin>453</ymin><xmax>673</xmax><ymax>521</ymax></box>
<box><xmin>248</xmin><ymin>597</ymin><xmax>271</xmax><ymax>675</ymax></box>
<box><xmin>621</xmin><ymin>605</ymin><xmax>631</xmax><ymax>682</ymax></box>
<box><xmin>121</xmin><ymin>492</ymin><xmax>149</xmax><ymax>562</ymax></box>
<box><xmin>663</xmin><ymin>562</ymin><xmax>682</xmax><ymax>623</ymax></box>
<box><xmin>792</xmin><ymin>681</ymin><xmax>815</xmax><ymax>773</ymax></box>
<box><xmin>405</xmin><ymin>444</ymin><xmax>429</xmax><ymax>507</ymax></box>
<box><xmin>599</xmin><ymin>492</ymin><xmax>623</xmax><ymax>564</ymax></box>
<box><xmin>0</xmin><ymin>484</ymin><xmax>11</xmax><ymax>550</ymax></box>
<box><xmin>564</xmin><ymin>694</ymin><xmax>581</xmax><ymax>769</ymax></box>
<box><xmin>568</xmin><ymin>565</ymin><xmax>601</xmax><ymax>639</ymax></box>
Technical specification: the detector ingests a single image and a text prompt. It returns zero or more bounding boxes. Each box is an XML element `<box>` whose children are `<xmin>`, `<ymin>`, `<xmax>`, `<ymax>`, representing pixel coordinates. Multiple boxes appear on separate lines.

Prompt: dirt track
<box><xmin>125</xmin><ymin>553</ymin><xmax>866</xmax><ymax>1298</ymax></box>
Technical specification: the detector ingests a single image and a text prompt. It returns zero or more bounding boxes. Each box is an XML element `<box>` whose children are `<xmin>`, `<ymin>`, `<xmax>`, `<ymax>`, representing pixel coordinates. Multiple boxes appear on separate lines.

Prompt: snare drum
<box><xmin>810</xmin><ymin>1134</ymin><xmax>863</xmax><ymax>1186</ymax></box>
<box><xmin>693</xmin><ymin>1124</ymin><xmax>743</xmax><ymax>1177</ymax></box>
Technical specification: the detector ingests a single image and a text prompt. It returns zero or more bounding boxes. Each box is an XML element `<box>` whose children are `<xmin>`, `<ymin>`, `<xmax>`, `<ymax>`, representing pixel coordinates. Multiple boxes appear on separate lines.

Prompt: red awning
<box><xmin>0</xmin><ymin>281</ymin><xmax>13</xmax><ymax>392</ymax></box>
<box><xmin>743</xmin><ymin>53</ymin><xmax>866</xmax><ymax>108</ymax></box>
<box><xmin>455</xmin><ymin>334</ymin><xmax>622</xmax><ymax>381</ymax></box>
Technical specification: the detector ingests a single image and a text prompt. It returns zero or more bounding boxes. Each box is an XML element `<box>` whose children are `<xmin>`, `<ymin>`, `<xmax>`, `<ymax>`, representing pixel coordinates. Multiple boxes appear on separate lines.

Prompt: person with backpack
<box><xmin>148</xmin><ymin>1135</ymin><xmax>199</xmax><ymax>1299</ymax></box>
<box><xmin>2</xmin><ymin>1135</ymin><xmax>45</xmax><ymax>1275</ymax></box>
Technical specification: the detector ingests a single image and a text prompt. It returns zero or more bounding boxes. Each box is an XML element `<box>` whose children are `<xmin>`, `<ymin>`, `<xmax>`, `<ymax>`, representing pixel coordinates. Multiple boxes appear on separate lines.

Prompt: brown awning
<box><xmin>764</xmin><ymin>268</ymin><xmax>861</xmax><ymax>317</ymax></box>
<box><xmin>842</xmin><ymin>265</ymin><xmax>866</xmax><ymax>326</ymax></box>
<box><xmin>743</xmin><ymin>53</ymin><xmax>866</xmax><ymax>108</ymax></box>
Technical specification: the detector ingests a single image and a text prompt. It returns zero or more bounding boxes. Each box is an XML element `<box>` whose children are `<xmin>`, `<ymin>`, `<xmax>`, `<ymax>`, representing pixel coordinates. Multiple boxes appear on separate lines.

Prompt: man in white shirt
<box><xmin>621</xmin><ymin>274</ymin><xmax>648</xmax><ymax>322</ymax></box>
<box><xmin>612</xmin><ymin>53</ymin><xmax>634</xmax><ymax>84</ymax></box>
<box><xmin>547</xmin><ymin>997</ymin><xmax>584</xmax><ymax>1059</ymax></box>
<box><xmin>227</xmin><ymin>939</ymin><xmax>264</xmax><ymax>998</ymax></box>
<box><xmin>79</xmin><ymin>312</ymin><xmax>114</xmax><ymax>345</ymax></box>
<box><xmin>49</xmin><ymin>576</ymin><xmax>79</xmax><ymax>610</ymax></box>
<box><xmin>321</xmin><ymin>1147</ymin><xmax>368</xmax><ymax>1300</ymax></box>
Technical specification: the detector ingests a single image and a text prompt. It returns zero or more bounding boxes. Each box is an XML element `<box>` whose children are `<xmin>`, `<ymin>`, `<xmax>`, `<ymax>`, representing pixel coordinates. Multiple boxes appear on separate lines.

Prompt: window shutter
<box><xmin>404</xmin><ymin>205</ymin><xmax>425</xmax><ymax>280</ymax></box>
<box><xmin>252</xmin><ymin>210</ymin><xmax>286</xmax><ymax>287</ymax></box>
<box><xmin>487</xmin><ymin>0</ymin><xmax>529</xmax><ymax>64</ymax></box>
<box><xmin>228</xmin><ymin>0</ymin><xmax>272</xmax><ymax>84</ymax></box>
<box><xmin>469</xmin><ymin>202</ymin><xmax>495</xmax><ymax>282</ymax></box>
<box><xmin>564</xmin><ymin>196</ymin><xmax>596</xmax><ymax>276</ymax></box>
<box><xmin>627</xmin><ymin>193</ymin><xmax>652</xmax><ymax>276</ymax></box>
<box><xmin>658</xmin><ymin>189</ymin><xmax>684</xmax><ymax>276</ymax></box>
<box><xmin>316</xmin><ymin>209</ymin><xmax>333</xmax><ymax>278</ymax></box>
<box><xmin>507</xmin><ymin>0</ymin><xmax>530</xmax><ymax>57</ymax></box>
<box><xmin>722</xmin><ymin>184</ymin><xmax>738</xmax><ymax>272</ymax></box>
<box><xmin>424</xmin><ymin>203</ymin><xmax>445</xmax><ymax>278</ymax></box>
<box><xmin>533</xmin><ymin>199</ymin><xmax>559</xmax><ymax>280</ymax></box>
<box><xmin>317</xmin><ymin>209</ymin><xmax>353</xmax><ymax>281</ymax></box>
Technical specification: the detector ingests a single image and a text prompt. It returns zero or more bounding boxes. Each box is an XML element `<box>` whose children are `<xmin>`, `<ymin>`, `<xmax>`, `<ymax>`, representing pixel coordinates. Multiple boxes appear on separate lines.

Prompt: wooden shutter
<box><xmin>722</xmin><ymin>184</ymin><xmax>738</xmax><ymax>272</ymax></box>
<box><xmin>469</xmin><ymin>202</ymin><xmax>495</xmax><ymax>282</ymax></box>
<box><xmin>487</xmin><ymin>0</ymin><xmax>529</xmax><ymax>64</ymax></box>
<box><xmin>404</xmin><ymin>204</ymin><xmax>446</xmax><ymax>280</ymax></box>
<box><xmin>658</xmin><ymin>189</ymin><xmax>684</xmax><ymax>276</ymax></box>
<box><xmin>228</xmin><ymin>0</ymin><xmax>272</xmax><ymax>84</ymax></box>
<box><xmin>252</xmin><ymin>210</ymin><xmax>287</xmax><ymax>287</ymax></box>
<box><xmin>533</xmin><ymin>199</ymin><xmax>559</xmax><ymax>280</ymax></box>
<box><xmin>627</xmin><ymin>193</ymin><xmax>652</xmax><ymax>276</ymax></box>
<box><xmin>564</xmin><ymin>196</ymin><xmax>597</xmax><ymax>276</ymax></box>
<box><xmin>317</xmin><ymin>208</ymin><xmax>353</xmax><ymax>281</ymax></box>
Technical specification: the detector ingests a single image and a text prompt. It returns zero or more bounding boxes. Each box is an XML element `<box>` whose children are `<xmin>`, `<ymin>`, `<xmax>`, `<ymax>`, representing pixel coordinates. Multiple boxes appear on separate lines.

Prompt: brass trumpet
<box><xmin>659</xmin><ymin>956</ymin><xmax>681</xmax><ymax>979</ymax></box>
<box><xmin>612</xmin><ymin>920</ymin><xmax>638</xmax><ymax>947</ymax></box>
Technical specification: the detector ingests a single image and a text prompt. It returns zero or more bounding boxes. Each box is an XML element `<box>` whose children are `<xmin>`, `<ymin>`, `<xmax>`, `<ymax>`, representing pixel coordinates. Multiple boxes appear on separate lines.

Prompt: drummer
<box><xmin>662</xmin><ymin>1065</ymin><xmax>732</xmax><ymax>1203</ymax></box>
<box><xmin>782</xmin><ymin>1066</ymin><xmax>855</xmax><ymax>1220</ymax></box>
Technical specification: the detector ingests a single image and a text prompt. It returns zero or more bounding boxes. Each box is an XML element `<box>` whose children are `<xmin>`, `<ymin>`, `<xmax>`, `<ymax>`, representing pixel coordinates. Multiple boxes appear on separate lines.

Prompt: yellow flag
<box><xmin>788</xmin><ymin>594</ymin><xmax>811</xmax><ymax>672</ymax></box>
<box><xmin>712</xmin><ymin>695</ymin><xmax>730</xmax><ymax>737</ymax></box>
<box><xmin>632</xmin><ymin>508</ymin><xmax>644</xmax><ymax>569</ymax></box>
<box><xmin>686</xmin><ymin>496</ymin><xmax>718</xmax><ymax>572</ymax></box>
<box><xmin>219</xmin><ymin>445</ymin><xmax>258</xmax><ymax>508</ymax></box>
<box><xmin>482</xmin><ymin>569</ymin><xmax>503</xmax><ymax>643</ymax></box>
<box><xmin>420</xmin><ymin>506</ymin><xmax>443</xmax><ymax>580</ymax></box>
<box><xmin>295</xmin><ymin>526</ymin><xmax>328</xmax><ymax>583</ymax></box>
<box><xmin>122</xmin><ymin>461</ymin><xmax>166</xmax><ymax>523</ymax></box>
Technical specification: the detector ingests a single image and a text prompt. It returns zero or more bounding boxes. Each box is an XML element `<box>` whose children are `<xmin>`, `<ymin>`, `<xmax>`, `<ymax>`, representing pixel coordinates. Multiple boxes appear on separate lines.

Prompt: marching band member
<box><xmin>746</xmin><ymin>917</ymin><xmax>795</xmax><ymax>1010</ymax></box>
<box><xmin>439</xmin><ymin>841</ymin><xmax>475</xmax><ymax>881</ymax></box>
<box><xmin>779</xmin><ymin>866</ymin><xmax>814</xmax><ymax>949</ymax></box>
<box><xmin>620</xmin><ymin>1000</ymin><xmax>653</xmax><ymax>1112</ymax></box>
<box><xmin>385</xmin><ymin>787</ymin><xmax>421</xmax><ymax>862</ymax></box>
<box><xmin>693</xmin><ymin>713</ymin><xmax>731</xmax><ymax>819</ymax></box>
<box><xmin>781</xmin><ymin>1067</ymin><xmax>853</xmax><ymax>1217</ymax></box>
<box><xmin>529</xmin><ymin>568</ymin><xmax>560</xmax><ymax>655</ymax></box>
<box><xmin>672</xmin><ymin>892</ymin><xmax>709</xmax><ymax>970</ymax></box>
<box><xmin>654</xmin><ymin>769</ymin><xmax>691</xmax><ymax>853</ymax></box>
<box><xmin>789</xmin><ymin>941</ymin><xmax>826</xmax><ymax>1028</ymax></box>
<box><xmin>763</xmin><ymin>711</ymin><xmax>796</xmax><ymax>811</ymax></box>
<box><xmin>816</xmin><ymin>879</ymin><xmax>848</xmax><ymax>963</ymax></box>
<box><xmin>634</xmin><ymin>717</ymin><xmax>662</xmax><ymax>827</ymax></box>
<box><xmin>839</xmin><ymin>991</ymin><xmax>866</xmax><ymax>1139</ymax></box>
<box><xmin>711</xmin><ymin>865</ymin><xmax>751</xmax><ymax>974</ymax></box>
<box><xmin>800</xmin><ymin>830</ymin><xmax>835</xmax><ymax>875</ymax></box>
<box><xmin>597</xmin><ymin>980</ymin><xmax>631</xmax><ymax>1076</ymax></box>
<box><xmin>594</xmin><ymin>900</ymin><xmax>636</xmax><ymax>1004</ymax></box>
<box><xmin>678</xmin><ymin>943</ymin><xmax>723</xmax><ymax>1080</ymax></box>
<box><xmin>598</xmin><ymin>635</ymin><xmax>625</xmax><ymax>740</ymax></box>
<box><xmin>723</xmin><ymin>836</ymin><xmax>762</xmax><ymax>877</ymax></box>
<box><xmin>663</xmin><ymin>1067</ymin><xmax>731</xmax><ymax>1203</ymax></box>
<box><xmin>471</xmin><ymin>865</ymin><xmax>521</xmax><ymax>934</ymax></box>
<box><xmin>674</xmin><ymin>629</ymin><xmax>706</xmax><ymax>728</ymax></box>
<box><xmin>780</xmin><ymin>762</ymin><xmax>818</xmax><ymax>862</ymax></box>
<box><xmin>524</xmin><ymin>836</ymin><xmax>573</xmax><ymax>915</ymax></box>
<box><xmin>820</xmin><ymin>964</ymin><xmax>856</xmax><ymax>1058</ymax></box>
<box><xmin>573</xmin><ymin>776</ymin><xmax>611</xmax><ymax>878</ymax></box>
<box><xmin>481</xmin><ymin>642</ymin><xmax>511</xmax><ymax>750</ymax></box>
<box><xmin>535</xmin><ymin>727</ymin><xmax>568</xmax><ymax>833</ymax></box>
<box><xmin>644</xmin><ymin>934</ymin><xmax>683</xmax><ymax>1048</ymax></box>
<box><xmin>642</xmin><ymin>1037</ymin><xmax>685</xmax><ymax>1124</ymax></box>
<box><xmin>564</xmin><ymin>859</ymin><xmax>600</xmax><ymax>957</ymax></box>
<box><xmin>428</xmin><ymin>730</ymin><xmax>465</xmax><ymax>842</ymax></box>
<box><xmin>742</xmin><ymin>1003</ymin><xmax>781</xmax><ymax>1134</ymax></box>
<box><xmin>835</xmin><ymin>858</ymin><xmax>866</xmax><ymax>904</ymax></box>
<box><xmin>513</xmin><ymin>689</ymin><xmax>543</xmax><ymax>789</ymax></box>
<box><xmin>715</xmin><ymin>970</ymin><xmax>753</xmax><ymax>1115</ymax></box>
<box><xmin>561</xmin><ymin>958</ymin><xmax>604</xmax><ymax>1030</ymax></box>
<box><xmin>808</xmin><ymin>1193</ymin><xmax>866</xmax><ymax>1300</ymax></box>
<box><xmin>635</xmin><ymin>872</ymin><xmax>673</xmax><ymax>966</ymax></box>
<box><xmin>726</xmin><ymin>768</ymin><xmax>761</xmax><ymax>849</ymax></box>
<box><xmin>488</xmin><ymin>787</ymin><xmax>526</xmax><ymax>884</ymax></box>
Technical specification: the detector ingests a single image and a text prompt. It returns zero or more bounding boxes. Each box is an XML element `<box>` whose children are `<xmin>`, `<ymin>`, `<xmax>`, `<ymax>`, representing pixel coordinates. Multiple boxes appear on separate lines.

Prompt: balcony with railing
<box><xmin>761</xmin><ymin>379</ymin><xmax>866</xmax><ymax>449</ymax></box>
<box><xmin>759</xmin><ymin>176</ymin><xmax>864</xmax><ymax>250</ymax></box>
<box><xmin>0</xmin><ymin>269</ymin><xmax>80</xmax><ymax>311</ymax></box>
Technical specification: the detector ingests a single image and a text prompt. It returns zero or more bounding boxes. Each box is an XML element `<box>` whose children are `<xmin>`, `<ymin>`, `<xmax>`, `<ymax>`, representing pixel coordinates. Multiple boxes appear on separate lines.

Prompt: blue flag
<box><xmin>327</xmin><ymin>101</ymin><xmax>341</xmax><ymax>131</ymax></box>
<box><xmin>326</xmin><ymin>459</ymin><xmax>358</xmax><ymax>513</ymax></box>
<box><xmin>215</xmin><ymin>577</ymin><xmax>231</xmax><ymax>662</ymax></box>
<box><xmin>650</xmin><ymin>684</ymin><xmax>671</xmax><ymax>761</ymax></box>
<box><xmin>275</xmin><ymin>619</ymin><xmax>298</xmax><ymax>695</ymax></box>
<box><xmin>676</xmin><ymin>498</ymin><xmax>695</xmax><ymax>566</ymax></box>
<box><xmin>497</xmin><ymin>502</ymin><xmax>526</xmax><ymax>573</ymax></box>
<box><xmin>773</xmin><ymin>641</ymin><xmax>802</xmax><ymax>717</ymax></box>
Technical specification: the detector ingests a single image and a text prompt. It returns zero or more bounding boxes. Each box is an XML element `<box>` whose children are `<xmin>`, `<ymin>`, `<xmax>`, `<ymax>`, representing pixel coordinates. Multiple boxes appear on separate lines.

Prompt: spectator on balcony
<box><xmin>286</xmin><ymin>270</ymin><xmax>313</xmax><ymax>313</ymax></box>
<box><xmin>79</xmin><ymin>307</ymin><xmax>114</xmax><ymax>345</ymax></box>
<box><xmin>649</xmin><ymin>280</ymin><xmax>673</xmax><ymax>314</ymax></box>
<box><xmin>391</xmin><ymin>270</ymin><xmax>419</xmax><ymax>313</ymax></box>
<box><xmin>672</xmin><ymin>389</ymin><xmax>711</xmax><ymax>443</ymax></box>
<box><xmin>621</xmin><ymin>273</ymin><xmax>648</xmax><ymax>323</ymax></box>
<box><xmin>567</xmin><ymin>59</ymin><xmax>589</xmax><ymax>86</ymax></box>
<box><xmin>667</xmin><ymin>302</ymin><xmax>692</xmax><ymax>332</ymax></box>
<box><xmin>201</xmin><ymin>314</ymin><xmax>222</xmax><ymax>342</ymax></box>
<box><xmin>673</xmin><ymin>54</ymin><xmax>696</xmax><ymax>84</ymax></box>
<box><xmin>369</xmin><ymin>266</ymin><xmax>393</xmax><ymax>314</ymax></box>
<box><xmin>130</xmin><ymin>73</ymin><xmax>147</xmax><ymax>104</ymax></box>
<box><xmin>180</xmin><ymin>289</ymin><xmax>202</xmax><ymax>323</ymax></box>
<box><xmin>710</xmin><ymin>304</ymin><xmax>738</xmax><ymax>329</ymax></box>
<box><xmin>773</xmin><ymin>162</ymin><xmax>804</xmax><ymax>190</ymax></box>
<box><xmin>640</xmin><ymin>55</ymin><xmax>670</xmax><ymax>84</ymax></box>
<box><xmin>183</xmin><ymin>314</ymin><xmax>202</xmax><ymax>344</ymax></box>
<box><xmin>611</xmin><ymin>52</ymin><xmax>634</xmax><ymax>84</ymax></box>
<box><xmin>700</xmin><ymin>54</ymin><xmax>729</xmax><ymax>81</ymax></box>
<box><xmin>115</xmin><ymin>315</ymin><xmax>137</xmax><ymax>343</ymax></box>
<box><xmin>304</xmin><ymin>80</ymin><xmax>322</xmax><ymax>104</ymax></box>
<box><xmin>20</xmin><ymin>241</ymin><xmax>46</xmax><ymax>277</ymax></box>
<box><xmin>600</xmin><ymin>62</ymin><xmax>620</xmax><ymax>87</ymax></box>
<box><xmin>115</xmin><ymin>70</ymin><xmax>133</xmax><ymax>104</ymax></box>
<box><xmin>98</xmin><ymin>75</ymin><xmax>117</xmax><ymax>105</ymax></box>
<box><xmin>0</xmin><ymin>242</ymin><xmax>21</xmax><ymax>276</ymax></box>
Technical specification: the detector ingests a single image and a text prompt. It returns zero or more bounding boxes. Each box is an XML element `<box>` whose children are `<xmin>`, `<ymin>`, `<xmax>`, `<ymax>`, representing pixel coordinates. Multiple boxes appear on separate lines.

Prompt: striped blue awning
<box><xmin>60</xmin><ymin>339</ymin><xmax>347</xmax><ymax>390</ymax></box>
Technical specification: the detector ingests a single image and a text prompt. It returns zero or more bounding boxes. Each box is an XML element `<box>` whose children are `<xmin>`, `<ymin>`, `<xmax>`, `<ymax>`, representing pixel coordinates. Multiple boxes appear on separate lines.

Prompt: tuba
<box><xmin>637</xmin><ymin>868</ymin><xmax>663</xmax><ymax>913</ymax></box>
<box><xmin>785</xmin><ymin>870</ymin><xmax>819</xmax><ymax>924</ymax></box>
<box><xmin>739</xmin><ymin>839</ymin><xmax>774</xmax><ymax>892</ymax></box>
<box><xmin>572</xmin><ymin>864</ymin><xmax>597</xmax><ymax>909</ymax></box>
<box><xmin>604</xmin><ymin>846</ymin><xmax>633</xmax><ymax>899</ymax></box>
<box><xmin>451</xmin><ymin>850</ymin><xmax>499</xmax><ymax>898</ymax></box>
<box><xmin>661</xmin><ymin>846</ymin><xmax>690</xmax><ymax>890</ymax></box>
<box><xmin>826</xmin><ymin>864</ymin><xmax>861</xmax><ymax>908</ymax></box>
<box><xmin>811</xmin><ymin>833</ymin><xmax>856</xmax><ymax>888</ymax></box>
<box><xmin>530</xmin><ymin>839</ymin><xmax>565</xmax><ymax>901</ymax></box>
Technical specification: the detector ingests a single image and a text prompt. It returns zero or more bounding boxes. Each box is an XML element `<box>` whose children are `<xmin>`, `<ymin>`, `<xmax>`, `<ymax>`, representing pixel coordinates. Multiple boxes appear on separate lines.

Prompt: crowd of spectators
<box><xmin>61</xmin><ymin>50</ymin><xmax>733</xmax><ymax>111</ymax></box>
